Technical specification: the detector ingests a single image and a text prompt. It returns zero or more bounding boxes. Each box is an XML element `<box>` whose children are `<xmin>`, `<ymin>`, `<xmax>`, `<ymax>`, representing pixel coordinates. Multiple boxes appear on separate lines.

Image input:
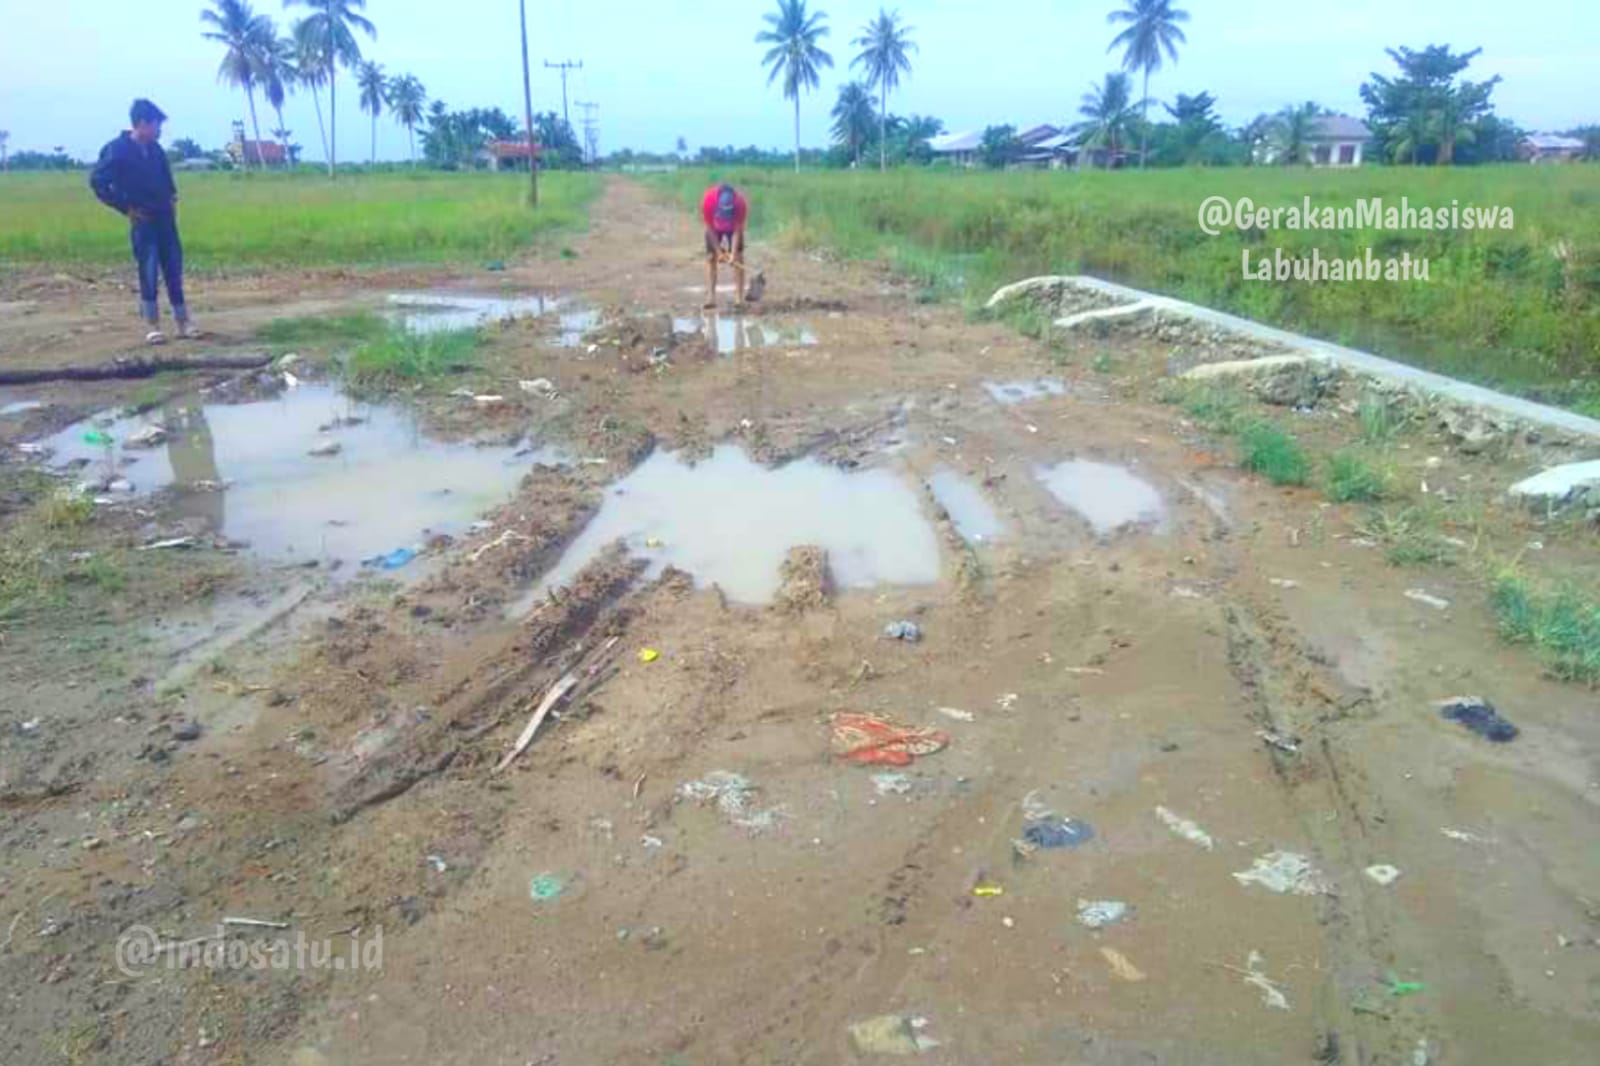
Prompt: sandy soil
<box><xmin>1</xmin><ymin>178</ymin><xmax>1597</xmax><ymax>1066</ymax></box>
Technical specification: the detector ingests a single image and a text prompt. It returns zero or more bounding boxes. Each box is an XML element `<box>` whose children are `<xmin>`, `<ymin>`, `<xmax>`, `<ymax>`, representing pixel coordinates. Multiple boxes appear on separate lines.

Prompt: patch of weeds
<box><xmin>257</xmin><ymin>312</ymin><xmax>389</xmax><ymax>351</ymax></box>
<box><xmin>1358</xmin><ymin>397</ymin><xmax>1405</xmax><ymax>445</ymax></box>
<box><xmin>1326</xmin><ymin>450</ymin><xmax>1390</xmax><ymax>503</ymax></box>
<box><xmin>1356</xmin><ymin>506</ymin><xmax>1455</xmax><ymax>567</ymax></box>
<box><xmin>559</xmin><ymin>246</ymin><xmax>579</xmax><ymax>260</ymax></box>
<box><xmin>1170</xmin><ymin>380</ymin><xmax>1248</xmax><ymax>434</ymax></box>
<box><xmin>345</xmin><ymin>327</ymin><xmax>481</xmax><ymax>388</ymax></box>
<box><xmin>1091</xmin><ymin>352</ymin><xmax>1115</xmax><ymax>374</ymax></box>
<box><xmin>1490</xmin><ymin>571</ymin><xmax>1600</xmax><ymax>684</ymax></box>
<box><xmin>122</xmin><ymin>373</ymin><xmax>182</xmax><ymax>415</ymax></box>
<box><xmin>1239</xmin><ymin>422</ymin><xmax>1311</xmax><ymax>486</ymax></box>
<box><xmin>40</xmin><ymin>490</ymin><xmax>94</xmax><ymax>531</ymax></box>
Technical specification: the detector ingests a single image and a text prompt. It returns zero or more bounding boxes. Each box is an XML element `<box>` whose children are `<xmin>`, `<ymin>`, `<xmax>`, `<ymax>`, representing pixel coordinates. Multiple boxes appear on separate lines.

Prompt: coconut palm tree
<box><xmin>830</xmin><ymin>82</ymin><xmax>874</xmax><ymax>165</ymax></box>
<box><xmin>387</xmin><ymin>73</ymin><xmax>427</xmax><ymax>166</ymax></box>
<box><xmin>283</xmin><ymin>0</ymin><xmax>376</xmax><ymax>177</ymax></box>
<box><xmin>851</xmin><ymin>9</ymin><xmax>916</xmax><ymax>172</ymax></box>
<box><xmin>756</xmin><ymin>0</ymin><xmax>833</xmax><ymax>172</ymax></box>
<box><xmin>259</xmin><ymin>28</ymin><xmax>297</xmax><ymax>166</ymax></box>
<box><xmin>1071</xmin><ymin>72</ymin><xmax>1137</xmax><ymax>168</ymax></box>
<box><xmin>1271</xmin><ymin>102</ymin><xmax>1320</xmax><ymax>165</ymax></box>
<box><xmin>1106</xmin><ymin>0</ymin><xmax>1188</xmax><ymax>169</ymax></box>
<box><xmin>290</xmin><ymin>17</ymin><xmax>331</xmax><ymax>166</ymax></box>
<box><xmin>356</xmin><ymin>61</ymin><xmax>387</xmax><ymax>163</ymax></box>
<box><xmin>201</xmin><ymin>0</ymin><xmax>273</xmax><ymax>169</ymax></box>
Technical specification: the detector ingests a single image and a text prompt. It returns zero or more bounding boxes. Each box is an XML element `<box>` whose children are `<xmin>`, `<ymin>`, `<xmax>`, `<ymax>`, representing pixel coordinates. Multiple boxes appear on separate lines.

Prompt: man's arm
<box><xmin>89</xmin><ymin>143</ymin><xmax>129</xmax><ymax>214</ymax></box>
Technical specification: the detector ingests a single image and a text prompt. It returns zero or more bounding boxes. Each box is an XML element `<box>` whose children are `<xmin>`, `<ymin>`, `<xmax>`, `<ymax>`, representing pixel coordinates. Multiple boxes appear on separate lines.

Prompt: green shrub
<box><xmin>1239</xmin><ymin>422</ymin><xmax>1312</xmax><ymax>486</ymax></box>
<box><xmin>1327</xmin><ymin>451</ymin><xmax>1389</xmax><ymax>502</ymax></box>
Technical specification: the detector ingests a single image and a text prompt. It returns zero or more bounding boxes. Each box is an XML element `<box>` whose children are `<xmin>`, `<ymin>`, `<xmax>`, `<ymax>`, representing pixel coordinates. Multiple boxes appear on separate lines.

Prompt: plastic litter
<box><xmin>425</xmin><ymin>855</ymin><xmax>448</xmax><ymax>873</ymax></box>
<box><xmin>1155</xmin><ymin>806</ymin><xmax>1214</xmax><ymax>850</ymax></box>
<box><xmin>1385</xmin><ymin>975</ymin><xmax>1426</xmax><ymax>997</ymax></box>
<box><xmin>82</xmin><ymin>430</ymin><xmax>113</xmax><ymax>447</ymax></box>
<box><xmin>872</xmin><ymin>772</ymin><xmax>914</xmax><ymax>796</ymax></box>
<box><xmin>362</xmin><ymin>547</ymin><xmax>418</xmax><ymax>570</ymax></box>
<box><xmin>1405</xmin><ymin>588</ymin><xmax>1451</xmax><ymax>610</ymax></box>
<box><xmin>848</xmin><ymin>1014</ymin><xmax>940</xmax><ymax>1056</ymax></box>
<box><xmin>125</xmin><ymin>424</ymin><xmax>168</xmax><ymax>448</ymax></box>
<box><xmin>638</xmin><ymin>647</ymin><xmax>660</xmax><ymax>663</ymax></box>
<box><xmin>528</xmin><ymin>872</ymin><xmax>566</xmax><ymax>902</ymax></box>
<box><xmin>1234</xmin><ymin>851</ymin><xmax>1329</xmax><ymax>896</ymax></box>
<box><xmin>935</xmin><ymin>707</ymin><xmax>975</xmax><ymax>723</ymax></box>
<box><xmin>829</xmin><ymin>712</ymin><xmax>948</xmax><ymax>767</ymax></box>
<box><xmin>972</xmin><ymin>883</ymin><xmax>1004</xmax><ymax>898</ymax></box>
<box><xmin>1077</xmin><ymin>899</ymin><xmax>1130</xmax><ymax>929</ymax></box>
<box><xmin>1024</xmin><ymin>818</ymin><xmax>1096</xmax><ymax>849</ymax></box>
<box><xmin>677</xmin><ymin>771</ymin><xmax>785</xmax><ymax>831</ymax></box>
<box><xmin>883</xmin><ymin>620</ymin><xmax>923</xmax><ymax>643</ymax></box>
<box><xmin>1438</xmin><ymin>696</ymin><xmax>1518</xmax><ymax>743</ymax></box>
<box><xmin>1100</xmin><ymin>946</ymin><xmax>1147</xmax><ymax>982</ymax></box>
<box><xmin>1365</xmin><ymin>864</ymin><xmax>1402</xmax><ymax>886</ymax></box>
<box><xmin>1243</xmin><ymin>950</ymin><xmax>1291</xmax><ymax>1010</ymax></box>
<box><xmin>307</xmin><ymin>437</ymin><xmax>342</xmax><ymax>457</ymax></box>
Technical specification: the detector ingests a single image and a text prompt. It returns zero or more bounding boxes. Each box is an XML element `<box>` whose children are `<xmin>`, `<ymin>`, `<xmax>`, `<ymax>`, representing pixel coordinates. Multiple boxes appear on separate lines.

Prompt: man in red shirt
<box><xmin>701</xmin><ymin>182</ymin><xmax>749</xmax><ymax>310</ymax></box>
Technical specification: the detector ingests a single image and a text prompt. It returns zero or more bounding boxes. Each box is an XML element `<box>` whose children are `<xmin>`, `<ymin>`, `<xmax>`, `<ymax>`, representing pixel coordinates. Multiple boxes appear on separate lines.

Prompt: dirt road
<box><xmin>1</xmin><ymin>178</ymin><xmax>1596</xmax><ymax>1065</ymax></box>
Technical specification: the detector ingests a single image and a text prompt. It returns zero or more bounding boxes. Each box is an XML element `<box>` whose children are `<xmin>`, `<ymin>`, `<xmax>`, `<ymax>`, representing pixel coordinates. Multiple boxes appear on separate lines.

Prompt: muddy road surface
<box><xmin>1</xmin><ymin>179</ymin><xmax>1597</xmax><ymax>1066</ymax></box>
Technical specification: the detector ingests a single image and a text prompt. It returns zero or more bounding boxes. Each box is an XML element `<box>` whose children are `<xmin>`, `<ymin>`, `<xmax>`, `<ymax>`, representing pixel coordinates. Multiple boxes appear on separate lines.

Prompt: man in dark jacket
<box><xmin>90</xmin><ymin>99</ymin><xmax>196</xmax><ymax>343</ymax></box>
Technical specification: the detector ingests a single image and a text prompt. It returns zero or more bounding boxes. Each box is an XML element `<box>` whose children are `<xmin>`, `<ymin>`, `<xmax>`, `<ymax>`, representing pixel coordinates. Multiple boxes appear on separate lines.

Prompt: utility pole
<box><xmin>575</xmin><ymin>101</ymin><xmax>600</xmax><ymax>167</ymax></box>
<box><xmin>543</xmin><ymin>59</ymin><xmax>582</xmax><ymax>132</ymax></box>
<box><xmin>520</xmin><ymin>0</ymin><xmax>538</xmax><ymax>206</ymax></box>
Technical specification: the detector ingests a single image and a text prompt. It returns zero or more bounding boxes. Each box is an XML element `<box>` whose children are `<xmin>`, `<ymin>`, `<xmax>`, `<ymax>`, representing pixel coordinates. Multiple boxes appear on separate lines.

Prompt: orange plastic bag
<box><xmin>829</xmin><ymin>712</ymin><xmax>949</xmax><ymax>767</ymax></box>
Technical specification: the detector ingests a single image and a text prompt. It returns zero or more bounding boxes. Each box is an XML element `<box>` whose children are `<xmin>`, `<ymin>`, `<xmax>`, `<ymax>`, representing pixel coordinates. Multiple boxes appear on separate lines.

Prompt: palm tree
<box><xmin>0</xmin><ymin>130</ymin><xmax>9</xmax><ymax>170</ymax></box>
<box><xmin>260</xmin><ymin>29</ymin><xmax>297</xmax><ymax>166</ymax></box>
<box><xmin>1388</xmin><ymin>109</ymin><xmax>1430</xmax><ymax>166</ymax></box>
<box><xmin>387</xmin><ymin>73</ymin><xmax>427</xmax><ymax>165</ymax></box>
<box><xmin>201</xmin><ymin>0</ymin><xmax>273</xmax><ymax>169</ymax></box>
<box><xmin>283</xmin><ymin>0</ymin><xmax>376</xmax><ymax>177</ymax></box>
<box><xmin>356</xmin><ymin>60</ymin><xmax>386</xmax><ymax>163</ymax></box>
<box><xmin>851</xmin><ymin>9</ymin><xmax>916</xmax><ymax>172</ymax></box>
<box><xmin>1272</xmin><ymin>102</ymin><xmax>1320</xmax><ymax>166</ymax></box>
<box><xmin>1106</xmin><ymin>0</ymin><xmax>1189</xmax><ymax>169</ymax></box>
<box><xmin>830</xmin><ymin>82</ymin><xmax>874</xmax><ymax>165</ymax></box>
<box><xmin>290</xmin><ymin>17</ymin><xmax>331</xmax><ymax>166</ymax></box>
<box><xmin>1071</xmin><ymin>72</ymin><xmax>1137</xmax><ymax>168</ymax></box>
<box><xmin>756</xmin><ymin>0</ymin><xmax>834</xmax><ymax>172</ymax></box>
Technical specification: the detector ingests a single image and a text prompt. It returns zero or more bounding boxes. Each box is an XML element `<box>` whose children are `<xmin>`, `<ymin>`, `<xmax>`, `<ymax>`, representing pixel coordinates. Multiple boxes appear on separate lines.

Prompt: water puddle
<box><xmin>927</xmin><ymin>469</ymin><xmax>1003</xmax><ymax>543</ymax></box>
<box><xmin>387</xmin><ymin>291</ymin><xmax>562</xmax><ymax>335</ymax></box>
<box><xmin>1036</xmin><ymin>459</ymin><xmax>1166</xmax><ymax>536</ymax></box>
<box><xmin>673</xmin><ymin>316</ymin><xmax>818</xmax><ymax>355</ymax></box>
<box><xmin>1</xmin><ymin>400</ymin><xmax>45</xmax><ymax>416</ymax></box>
<box><xmin>984</xmin><ymin>379</ymin><xmax>1068</xmax><ymax>405</ymax></box>
<box><xmin>522</xmin><ymin>445</ymin><xmax>939</xmax><ymax>608</ymax></box>
<box><xmin>31</xmin><ymin>384</ymin><xmax>535</xmax><ymax>566</ymax></box>
<box><xmin>552</xmin><ymin>308</ymin><xmax>600</xmax><ymax>347</ymax></box>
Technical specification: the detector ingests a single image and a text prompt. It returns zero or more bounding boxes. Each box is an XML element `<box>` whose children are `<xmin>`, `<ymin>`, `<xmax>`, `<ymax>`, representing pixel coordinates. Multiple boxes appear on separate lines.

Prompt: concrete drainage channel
<box><xmin>987</xmin><ymin>275</ymin><xmax>1600</xmax><ymax>511</ymax></box>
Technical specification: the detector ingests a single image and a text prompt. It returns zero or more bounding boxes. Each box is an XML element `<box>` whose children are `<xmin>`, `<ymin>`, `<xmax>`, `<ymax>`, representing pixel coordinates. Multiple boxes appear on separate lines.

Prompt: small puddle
<box><xmin>31</xmin><ymin>384</ymin><xmax>536</xmax><ymax>567</ymax></box>
<box><xmin>1</xmin><ymin>400</ymin><xmax>45</xmax><ymax>416</ymax></box>
<box><xmin>520</xmin><ymin>445</ymin><xmax>939</xmax><ymax>609</ymax></box>
<box><xmin>673</xmin><ymin>316</ymin><xmax>818</xmax><ymax>355</ymax></box>
<box><xmin>928</xmin><ymin>469</ymin><xmax>1003</xmax><ymax>543</ymax></box>
<box><xmin>1036</xmin><ymin>459</ymin><xmax>1165</xmax><ymax>536</ymax></box>
<box><xmin>387</xmin><ymin>291</ymin><xmax>562</xmax><ymax>335</ymax></box>
<box><xmin>984</xmin><ymin>379</ymin><xmax>1068</xmax><ymax>405</ymax></box>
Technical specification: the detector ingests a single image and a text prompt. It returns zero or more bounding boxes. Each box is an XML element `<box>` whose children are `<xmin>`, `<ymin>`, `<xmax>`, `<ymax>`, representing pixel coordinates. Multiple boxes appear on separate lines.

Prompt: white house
<box><xmin>928</xmin><ymin>130</ymin><xmax>982</xmax><ymax>167</ymax></box>
<box><xmin>1522</xmin><ymin>133</ymin><xmax>1585</xmax><ymax>164</ymax></box>
<box><xmin>1305</xmin><ymin>115</ymin><xmax>1370</xmax><ymax>167</ymax></box>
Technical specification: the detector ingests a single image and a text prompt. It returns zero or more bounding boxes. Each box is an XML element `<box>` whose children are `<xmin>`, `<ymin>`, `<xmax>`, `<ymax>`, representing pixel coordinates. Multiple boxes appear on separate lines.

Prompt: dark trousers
<box><xmin>130</xmin><ymin>212</ymin><xmax>186</xmax><ymax>325</ymax></box>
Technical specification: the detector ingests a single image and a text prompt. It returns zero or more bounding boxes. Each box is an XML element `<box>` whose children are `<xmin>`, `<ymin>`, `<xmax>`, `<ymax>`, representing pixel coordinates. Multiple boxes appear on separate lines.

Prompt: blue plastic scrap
<box><xmin>1023</xmin><ymin>817</ymin><xmax>1097</xmax><ymax>849</ymax></box>
<box><xmin>362</xmin><ymin>547</ymin><xmax>418</xmax><ymax>571</ymax></box>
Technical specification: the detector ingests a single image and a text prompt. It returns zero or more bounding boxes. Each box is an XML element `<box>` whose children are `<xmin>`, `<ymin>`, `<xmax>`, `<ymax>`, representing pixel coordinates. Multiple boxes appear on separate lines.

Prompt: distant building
<box><xmin>1305</xmin><ymin>115</ymin><xmax>1370</xmax><ymax>167</ymax></box>
<box><xmin>1521</xmin><ymin>133</ymin><xmax>1585</xmax><ymax>164</ymax></box>
<box><xmin>226</xmin><ymin>131</ymin><xmax>287</xmax><ymax>167</ymax></box>
<box><xmin>483</xmin><ymin>139</ymin><xmax>543</xmax><ymax>171</ymax></box>
<box><xmin>927</xmin><ymin>130</ymin><xmax>982</xmax><ymax>167</ymax></box>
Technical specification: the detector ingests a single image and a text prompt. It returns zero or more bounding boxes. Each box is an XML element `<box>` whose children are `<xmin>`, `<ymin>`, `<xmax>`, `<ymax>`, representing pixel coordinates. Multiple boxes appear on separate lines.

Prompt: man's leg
<box><xmin>703</xmin><ymin>228</ymin><xmax>718</xmax><ymax>309</ymax></box>
<box><xmin>157</xmin><ymin>214</ymin><xmax>191</xmax><ymax>332</ymax></box>
<box><xmin>130</xmin><ymin>217</ymin><xmax>162</xmax><ymax>335</ymax></box>
<box><xmin>732</xmin><ymin>230</ymin><xmax>747</xmax><ymax>307</ymax></box>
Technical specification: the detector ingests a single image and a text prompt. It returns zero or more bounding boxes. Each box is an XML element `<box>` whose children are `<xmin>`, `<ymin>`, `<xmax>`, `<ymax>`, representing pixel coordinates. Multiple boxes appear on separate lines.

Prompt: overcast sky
<box><xmin>1</xmin><ymin>0</ymin><xmax>1594</xmax><ymax>161</ymax></box>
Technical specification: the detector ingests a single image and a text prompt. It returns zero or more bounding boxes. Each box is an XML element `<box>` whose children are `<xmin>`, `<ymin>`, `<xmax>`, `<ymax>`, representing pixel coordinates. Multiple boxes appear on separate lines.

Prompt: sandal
<box><xmin>145</xmin><ymin>330</ymin><xmax>168</xmax><ymax>346</ymax></box>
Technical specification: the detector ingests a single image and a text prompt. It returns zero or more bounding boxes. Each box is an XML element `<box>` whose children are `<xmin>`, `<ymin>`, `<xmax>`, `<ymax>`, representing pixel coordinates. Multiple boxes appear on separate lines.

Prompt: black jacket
<box><xmin>90</xmin><ymin>132</ymin><xmax>177</xmax><ymax>216</ymax></box>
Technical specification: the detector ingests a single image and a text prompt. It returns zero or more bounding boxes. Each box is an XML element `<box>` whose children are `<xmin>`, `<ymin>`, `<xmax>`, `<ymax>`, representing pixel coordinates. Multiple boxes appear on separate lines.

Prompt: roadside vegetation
<box><xmin>0</xmin><ymin>469</ymin><xmax>126</xmax><ymax>623</ymax></box>
<box><xmin>651</xmin><ymin>166</ymin><xmax>1600</xmax><ymax>412</ymax></box>
<box><xmin>344</xmin><ymin>326</ymin><xmax>481</xmax><ymax>387</ymax></box>
<box><xmin>0</xmin><ymin>171</ymin><xmax>599</xmax><ymax>269</ymax></box>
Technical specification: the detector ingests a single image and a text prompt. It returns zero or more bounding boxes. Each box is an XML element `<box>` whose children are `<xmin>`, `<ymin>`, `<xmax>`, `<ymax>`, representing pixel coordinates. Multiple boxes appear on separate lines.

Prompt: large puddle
<box><xmin>927</xmin><ymin>469</ymin><xmax>1003</xmax><ymax>543</ymax></box>
<box><xmin>525</xmin><ymin>445</ymin><xmax>940</xmax><ymax>607</ymax></box>
<box><xmin>673</xmin><ymin>316</ymin><xmax>818</xmax><ymax>355</ymax></box>
<box><xmin>387</xmin><ymin>291</ymin><xmax>563</xmax><ymax>335</ymax></box>
<box><xmin>1036</xmin><ymin>459</ymin><xmax>1166</xmax><ymax>536</ymax></box>
<box><xmin>984</xmin><ymin>379</ymin><xmax>1068</xmax><ymax>405</ymax></box>
<box><xmin>31</xmin><ymin>383</ymin><xmax>532</xmax><ymax>566</ymax></box>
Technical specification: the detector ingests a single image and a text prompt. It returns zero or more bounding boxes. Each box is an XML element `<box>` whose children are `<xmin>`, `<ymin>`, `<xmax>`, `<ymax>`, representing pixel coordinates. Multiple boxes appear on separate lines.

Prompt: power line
<box><xmin>575</xmin><ymin>101</ymin><xmax>600</xmax><ymax>167</ymax></box>
<box><xmin>543</xmin><ymin>59</ymin><xmax>583</xmax><ymax>131</ymax></box>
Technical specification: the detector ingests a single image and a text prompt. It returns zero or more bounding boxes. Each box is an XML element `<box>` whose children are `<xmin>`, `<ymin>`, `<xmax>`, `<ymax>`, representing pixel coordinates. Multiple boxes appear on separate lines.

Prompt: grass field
<box><xmin>0</xmin><ymin>170</ymin><xmax>599</xmax><ymax>270</ymax></box>
<box><xmin>651</xmin><ymin>166</ymin><xmax>1600</xmax><ymax>411</ymax></box>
